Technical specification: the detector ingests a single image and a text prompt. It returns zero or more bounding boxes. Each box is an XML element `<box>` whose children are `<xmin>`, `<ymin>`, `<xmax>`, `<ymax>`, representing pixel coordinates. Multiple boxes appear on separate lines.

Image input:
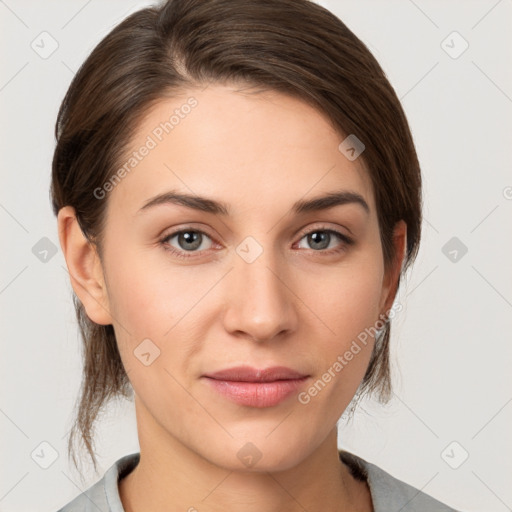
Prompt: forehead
<box><xmin>107</xmin><ymin>84</ymin><xmax>375</xmax><ymax>219</ymax></box>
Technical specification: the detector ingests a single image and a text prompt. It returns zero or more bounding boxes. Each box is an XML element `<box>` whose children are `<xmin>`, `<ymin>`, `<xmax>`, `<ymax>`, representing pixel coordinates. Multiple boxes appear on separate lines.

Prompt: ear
<box><xmin>57</xmin><ymin>206</ymin><xmax>113</xmax><ymax>325</ymax></box>
<box><xmin>379</xmin><ymin>220</ymin><xmax>407</xmax><ymax>315</ymax></box>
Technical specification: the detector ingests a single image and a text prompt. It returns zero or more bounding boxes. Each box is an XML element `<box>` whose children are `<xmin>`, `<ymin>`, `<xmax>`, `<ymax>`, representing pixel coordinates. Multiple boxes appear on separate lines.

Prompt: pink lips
<box><xmin>202</xmin><ymin>365</ymin><xmax>309</xmax><ymax>408</ymax></box>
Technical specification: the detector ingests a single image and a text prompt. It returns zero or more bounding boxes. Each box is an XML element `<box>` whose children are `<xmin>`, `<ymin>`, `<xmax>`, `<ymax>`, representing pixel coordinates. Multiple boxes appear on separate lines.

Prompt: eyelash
<box><xmin>159</xmin><ymin>225</ymin><xmax>354</xmax><ymax>260</ymax></box>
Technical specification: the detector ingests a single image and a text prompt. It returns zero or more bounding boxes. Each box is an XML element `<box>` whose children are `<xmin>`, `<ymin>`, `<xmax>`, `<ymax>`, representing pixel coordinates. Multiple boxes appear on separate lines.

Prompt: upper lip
<box><xmin>203</xmin><ymin>365</ymin><xmax>308</xmax><ymax>382</ymax></box>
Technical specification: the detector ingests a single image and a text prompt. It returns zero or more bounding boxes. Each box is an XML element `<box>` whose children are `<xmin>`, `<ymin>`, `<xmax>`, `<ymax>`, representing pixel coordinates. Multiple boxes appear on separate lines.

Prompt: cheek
<box><xmin>299</xmin><ymin>249</ymin><xmax>385</xmax><ymax>399</ymax></box>
<box><xmin>102</xmin><ymin>245</ymin><xmax>224</xmax><ymax>384</ymax></box>
<box><xmin>309</xmin><ymin>254</ymin><xmax>385</xmax><ymax>346</ymax></box>
<box><xmin>103</xmin><ymin>255</ymin><xmax>204</xmax><ymax>404</ymax></box>
<box><xmin>104</xmin><ymin>247</ymin><xmax>205</xmax><ymax>335</ymax></box>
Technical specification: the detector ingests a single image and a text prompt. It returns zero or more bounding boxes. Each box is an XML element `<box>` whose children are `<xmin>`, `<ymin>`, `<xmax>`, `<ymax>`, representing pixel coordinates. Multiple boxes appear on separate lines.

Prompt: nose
<box><xmin>221</xmin><ymin>244</ymin><xmax>297</xmax><ymax>343</ymax></box>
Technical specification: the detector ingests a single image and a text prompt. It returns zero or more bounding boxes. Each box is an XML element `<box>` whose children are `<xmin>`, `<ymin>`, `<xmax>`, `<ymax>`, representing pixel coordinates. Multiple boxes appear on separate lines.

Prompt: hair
<box><xmin>51</xmin><ymin>0</ymin><xmax>422</xmax><ymax>476</ymax></box>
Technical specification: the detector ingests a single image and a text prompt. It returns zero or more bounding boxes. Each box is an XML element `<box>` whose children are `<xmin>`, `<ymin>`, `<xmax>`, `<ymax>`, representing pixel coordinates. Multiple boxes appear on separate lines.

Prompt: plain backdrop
<box><xmin>1</xmin><ymin>1</ymin><xmax>511</xmax><ymax>511</ymax></box>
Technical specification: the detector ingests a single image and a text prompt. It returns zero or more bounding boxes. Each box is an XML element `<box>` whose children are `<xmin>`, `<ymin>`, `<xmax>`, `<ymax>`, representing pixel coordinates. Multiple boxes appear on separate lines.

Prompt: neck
<box><xmin>119</xmin><ymin>403</ymin><xmax>372</xmax><ymax>512</ymax></box>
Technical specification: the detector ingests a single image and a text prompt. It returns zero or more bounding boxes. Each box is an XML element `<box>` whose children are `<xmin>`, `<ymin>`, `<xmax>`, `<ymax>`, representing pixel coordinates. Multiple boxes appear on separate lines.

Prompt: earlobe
<box><xmin>57</xmin><ymin>206</ymin><xmax>113</xmax><ymax>326</ymax></box>
<box><xmin>379</xmin><ymin>220</ymin><xmax>407</xmax><ymax>315</ymax></box>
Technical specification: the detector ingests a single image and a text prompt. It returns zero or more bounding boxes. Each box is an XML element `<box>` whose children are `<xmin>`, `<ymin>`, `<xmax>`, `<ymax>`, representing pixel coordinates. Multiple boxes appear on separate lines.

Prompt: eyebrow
<box><xmin>137</xmin><ymin>189</ymin><xmax>370</xmax><ymax>216</ymax></box>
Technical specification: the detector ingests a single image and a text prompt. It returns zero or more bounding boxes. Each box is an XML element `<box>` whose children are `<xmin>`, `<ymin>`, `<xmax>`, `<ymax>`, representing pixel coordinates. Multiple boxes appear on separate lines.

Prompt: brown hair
<box><xmin>51</xmin><ymin>0</ymin><xmax>422</xmax><ymax>476</ymax></box>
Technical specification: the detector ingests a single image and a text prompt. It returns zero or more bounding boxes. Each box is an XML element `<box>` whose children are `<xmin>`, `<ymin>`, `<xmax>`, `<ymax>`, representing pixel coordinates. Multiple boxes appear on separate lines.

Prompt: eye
<box><xmin>160</xmin><ymin>229</ymin><xmax>215</xmax><ymax>259</ymax></box>
<box><xmin>296</xmin><ymin>226</ymin><xmax>354</xmax><ymax>254</ymax></box>
<box><xmin>159</xmin><ymin>225</ymin><xmax>354</xmax><ymax>260</ymax></box>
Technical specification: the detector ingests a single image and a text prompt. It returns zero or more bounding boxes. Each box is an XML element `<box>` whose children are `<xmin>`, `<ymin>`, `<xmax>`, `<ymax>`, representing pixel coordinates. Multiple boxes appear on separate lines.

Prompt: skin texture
<box><xmin>58</xmin><ymin>84</ymin><xmax>406</xmax><ymax>512</ymax></box>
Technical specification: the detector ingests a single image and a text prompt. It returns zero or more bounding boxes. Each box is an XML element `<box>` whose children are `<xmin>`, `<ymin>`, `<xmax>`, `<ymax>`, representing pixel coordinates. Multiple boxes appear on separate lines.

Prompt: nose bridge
<box><xmin>223</xmin><ymin>234</ymin><xmax>294</xmax><ymax>340</ymax></box>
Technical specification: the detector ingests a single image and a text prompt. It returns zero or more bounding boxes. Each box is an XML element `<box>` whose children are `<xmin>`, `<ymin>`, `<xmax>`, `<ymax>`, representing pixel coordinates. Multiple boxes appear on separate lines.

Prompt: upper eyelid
<box><xmin>296</xmin><ymin>224</ymin><xmax>351</xmax><ymax>239</ymax></box>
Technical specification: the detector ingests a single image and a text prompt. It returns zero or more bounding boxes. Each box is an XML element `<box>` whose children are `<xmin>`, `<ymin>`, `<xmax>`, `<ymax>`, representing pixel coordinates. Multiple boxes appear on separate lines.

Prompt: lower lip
<box><xmin>204</xmin><ymin>377</ymin><xmax>309</xmax><ymax>408</ymax></box>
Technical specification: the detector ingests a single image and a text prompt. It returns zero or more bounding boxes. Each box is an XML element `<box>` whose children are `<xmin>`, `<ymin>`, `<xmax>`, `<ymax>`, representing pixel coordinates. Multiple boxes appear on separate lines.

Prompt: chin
<box><xmin>199</xmin><ymin>433</ymin><xmax>315</xmax><ymax>474</ymax></box>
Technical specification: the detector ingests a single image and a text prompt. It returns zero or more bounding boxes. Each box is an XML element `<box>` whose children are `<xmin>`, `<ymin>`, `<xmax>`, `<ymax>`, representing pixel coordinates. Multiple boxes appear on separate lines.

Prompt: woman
<box><xmin>52</xmin><ymin>0</ymin><xmax>460</xmax><ymax>510</ymax></box>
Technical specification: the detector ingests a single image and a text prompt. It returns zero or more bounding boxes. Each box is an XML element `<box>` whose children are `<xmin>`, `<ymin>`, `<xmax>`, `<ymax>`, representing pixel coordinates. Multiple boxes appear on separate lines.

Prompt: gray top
<box><xmin>56</xmin><ymin>450</ymin><xmax>461</xmax><ymax>511</ymax></box>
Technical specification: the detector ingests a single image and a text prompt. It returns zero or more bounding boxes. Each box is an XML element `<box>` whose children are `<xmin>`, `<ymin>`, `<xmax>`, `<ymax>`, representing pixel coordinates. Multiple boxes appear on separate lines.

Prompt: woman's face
<box><xmin>81</xmin><ymin>84</ymin><xmax>404</xmax><ymax>471</ymax></box>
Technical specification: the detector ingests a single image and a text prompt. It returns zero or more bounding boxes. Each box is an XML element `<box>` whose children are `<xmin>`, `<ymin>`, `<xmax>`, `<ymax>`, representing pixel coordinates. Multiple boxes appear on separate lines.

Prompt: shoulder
<box><xmin>55</xmin><ymin>453</ymin><xmax>140</xmax><ymax>512</ymax></box>
<box><xmin>55</xmin><ymin>477</ymin><xmax>107</xmax><ymax>512</ymax></box>
<box><xmin>339</xmin><ymin>450</ymin><xmax>462</xmax><ymax>512</ymax></box>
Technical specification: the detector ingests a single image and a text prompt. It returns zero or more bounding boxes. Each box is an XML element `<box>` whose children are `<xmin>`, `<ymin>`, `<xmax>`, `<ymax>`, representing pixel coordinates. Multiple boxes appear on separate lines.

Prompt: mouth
<box><xmin>202</xmin><ymin>365</ymin><xmax>310</xmax><ymax>408</ymax></box>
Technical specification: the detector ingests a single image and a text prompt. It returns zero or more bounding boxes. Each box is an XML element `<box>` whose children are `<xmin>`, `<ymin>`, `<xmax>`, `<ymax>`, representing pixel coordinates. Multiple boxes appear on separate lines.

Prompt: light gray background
<box><xmin>1</xmin><ymin>1</ymin><xmax>511</xmax><ymax>511</ymax></box>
